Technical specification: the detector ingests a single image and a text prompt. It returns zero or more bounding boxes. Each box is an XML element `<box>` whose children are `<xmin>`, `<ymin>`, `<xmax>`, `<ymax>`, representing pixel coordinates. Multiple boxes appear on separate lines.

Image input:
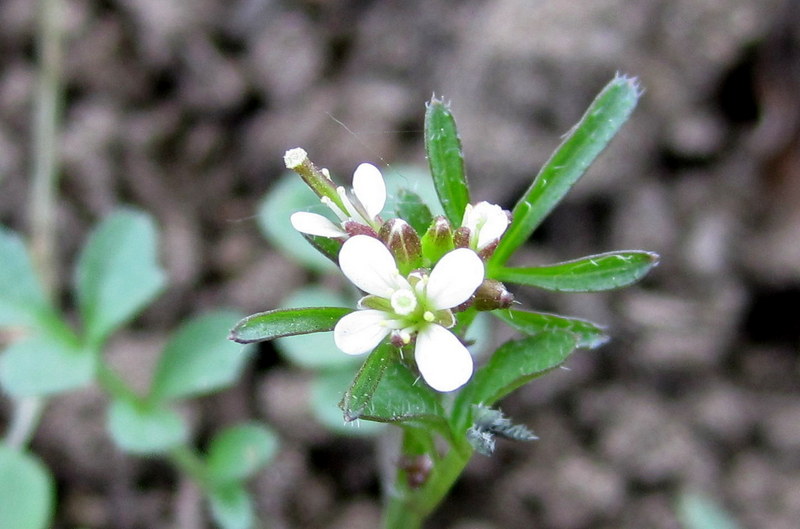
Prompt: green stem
<box><xmin>383</xmin><ymin>438</ymin><xmax>472</xmax><ymax>529</ymax></box>
<box><xmin>95</xmin><ymin>361</ymin><xmax>141</xmax><ymax>402</ymax></box>
<box><xmin>170</xmin><ymin>445</ymin><xmax>210</xmax><ymax>489</ymax></box>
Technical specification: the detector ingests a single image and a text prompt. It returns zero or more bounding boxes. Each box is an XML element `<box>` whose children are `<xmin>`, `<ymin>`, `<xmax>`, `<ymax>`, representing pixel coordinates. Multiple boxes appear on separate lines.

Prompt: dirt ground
<box><xmin>1</xmin><ymin>0</ymin><xmax>799</xmax><ymax>528</ymax></box>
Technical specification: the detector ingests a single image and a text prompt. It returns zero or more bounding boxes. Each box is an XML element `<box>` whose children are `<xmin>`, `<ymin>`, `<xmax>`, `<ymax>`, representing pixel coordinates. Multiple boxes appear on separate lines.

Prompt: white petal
<box><xmin>339</xmin><ymin>235</ymin><xmax>409</xmax><ymax>296</ymax></box>
<box><xmin>415</xmin><ymin>324</ymin><xmax>473</xmax><ymax>392</ymax></box>
<box><xmin>475</xmin><ymin>203</ymin><xmax>510</xmax><ymax>249</ymax></box>
<box><xmin>334</xmin><ymin>310</ymin><xmax>392</xmax><ymax>355</ymax></box>
<box><xmin>290</xmin><ymin>212</ymin><xmax>345</xmax><ymax>237</ymax></box>
<box><xmin>352</xmin><ymin>163</ymin><xmax>386</xmax><ymax>220</ymax></box>
<box><xmin>426</xmin><ymin>248</ymin><xmax>484</xmax><ymax>309</ymax></box>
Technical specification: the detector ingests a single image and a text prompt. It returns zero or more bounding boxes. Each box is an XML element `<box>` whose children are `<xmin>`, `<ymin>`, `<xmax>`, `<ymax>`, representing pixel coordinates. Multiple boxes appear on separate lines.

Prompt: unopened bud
<box><xmin>421</xmin><ymin>215</ymin><xmax>454</xmax><ymax>264</ymax></box>
<box><xmin>379</xmin><ymin>218</ymin><xmax>422</xmax><ymax>275</ymax></box>
<box><xmin>453</xmin><ymin>226</ymin><xmax>471</xmax><ymax>249</ymax></box>
<box><xmin>472</xmin><ymin>279</ymin><xmax>514</xmax><ymax>311</ymax></box>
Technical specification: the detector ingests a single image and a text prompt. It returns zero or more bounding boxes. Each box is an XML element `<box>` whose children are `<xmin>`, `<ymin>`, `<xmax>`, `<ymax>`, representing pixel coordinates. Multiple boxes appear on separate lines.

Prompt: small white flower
<box><xmin>333</xmin><ymin>235</ymin><xmax>484</xmax><ymax>392</ymax></box>
<box><xmin>461</xmin><ymin>201</ymin><xmax>509</xmax><ymax>251</ymax></box>
<box><xmin>290</xmin><ymin>163</ymin><xmax>386</xmax><ymax>238</ymax></box>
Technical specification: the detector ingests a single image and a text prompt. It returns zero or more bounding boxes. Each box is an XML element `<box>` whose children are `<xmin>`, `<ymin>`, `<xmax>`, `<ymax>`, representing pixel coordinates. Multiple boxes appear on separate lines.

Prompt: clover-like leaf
<box><xmin>491</xmin><ymin>251</ymin><xmax>659</xmax><ymax>292</ymax></box>
<box><xmin>208</xmin><ymin>484</ymin><xmax>254</xmax><ymax>529</ymax></box>
<box><xmin>425</xmin><ymin>97</ymin><xmax>470</xmax><ymax>226</ymax></box>
<box><xmin>107</xmin><ymin>397</ymin><xmax>187</xmax><ymax>454</ymax></box>
<box><xmin>230</xmin><ymin>307</ymin><xmax>352</xmax><ymax>344</ymax></box>
<box><xmin>490</xmin><ymin>75</ymin><xmax>641</xmax><ymax>267</ymax></box>
<box><xmin>0</xmin><ymin>227</ymin><xmax>54</xmax><ymax>329</ymax></box>
<box><xmin>75</xmin><ymin>209</ymin><xmax>166</xmax><ymax>348</ymax></box>
<box><xmin>206</xmin><ymin>423</ymin><xmax>279</xmax><ymax>485</ymax></box>
<box><xmin>0</xmin><ymin>334</ymin><xmax>94</xmax><ymax>397</ymax></box>
<box><xmin>494</xmin><ymin>308</ymin><xmax>608</xmax><ymax>349</ymax></box>
<box><xmin>150</xmin><ymin>311</ymin><xmax>251</xmax><ymax>402</ymax></box>
<box><xmin>0</xmin><ymin>446</ymin><xmax>54</xmax><ymax>529</ymax></box>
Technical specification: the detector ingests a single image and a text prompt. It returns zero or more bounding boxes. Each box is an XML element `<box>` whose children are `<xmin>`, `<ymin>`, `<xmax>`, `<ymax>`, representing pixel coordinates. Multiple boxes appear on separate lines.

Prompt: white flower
<box><xmin>333</xmin><ymin>235</ymin><xmax>484</xmax><ymax>392</ymax></box>
<box><xmin>290</xmin><ymin>163</ymin><xmax>386</xmax><ymax>238</ymax></box>
<box><xmin>461</xmin><ymin>201</ymin><xmax>509</xmax><ymax>251</ymax></box>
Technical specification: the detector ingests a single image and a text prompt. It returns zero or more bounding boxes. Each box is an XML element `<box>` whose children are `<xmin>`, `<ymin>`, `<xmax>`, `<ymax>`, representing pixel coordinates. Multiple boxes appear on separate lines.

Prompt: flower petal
<box><xmin>352</xmin><ymin>163</ymin><xmax>386</xmax><ymax>220</ymax></box>
<box><xmin>415</xmin><ymin>324</ymin><xmax>473</xmax><ymax>392</ymax></box>
<box><xmin>426</xmin><ymin>248</ymin><xmax>484</xmax><ymax>309</ymax></box>
<box><xmin>473</xmin><ymin>202</ymin><xmax>509</xmax><ymax>249</ymax></box>
<box><xmin>290</xmin><ymin>212</ymin><xmax>345</xmax><ymax>237</ymax></box>
<box><xmin>334</xmin><ymin>310</ymin><xmax>392</xmax><ymax>355</ymax></box>
<box><xmin>339</xmin><ymin>235</ymin><xmax>409</xmax><ymax>296</ymax></box>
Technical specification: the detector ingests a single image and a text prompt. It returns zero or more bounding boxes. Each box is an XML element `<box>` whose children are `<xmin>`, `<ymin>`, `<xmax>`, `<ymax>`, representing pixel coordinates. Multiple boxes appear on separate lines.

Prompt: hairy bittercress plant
<box><xmin>231</xmin><ymin>74</ymin><xmax>658</xmax><ymax>529</ymax></box>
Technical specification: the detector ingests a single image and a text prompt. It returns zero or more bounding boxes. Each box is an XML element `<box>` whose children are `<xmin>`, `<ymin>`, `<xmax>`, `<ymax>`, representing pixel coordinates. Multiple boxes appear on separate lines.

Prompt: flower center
<box><xmin>390</xmin><ymin>288</ymin><xmax>418</xmax><ymax>316</ymax></box>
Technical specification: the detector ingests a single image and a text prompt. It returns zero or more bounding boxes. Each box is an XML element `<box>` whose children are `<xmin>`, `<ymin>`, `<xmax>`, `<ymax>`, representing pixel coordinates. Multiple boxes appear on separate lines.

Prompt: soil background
<box><xmin>1</xmin><ymin>1</ymin><xmax>799</xmax><ymax>528</ymax></box>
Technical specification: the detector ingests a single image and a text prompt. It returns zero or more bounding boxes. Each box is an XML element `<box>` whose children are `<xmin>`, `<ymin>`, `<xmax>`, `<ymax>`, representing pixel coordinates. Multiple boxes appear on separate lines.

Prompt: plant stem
<box><xmin>383</xmin><ymin>439</ymin><xmax>472</xmax><ymax>529</ymax></box>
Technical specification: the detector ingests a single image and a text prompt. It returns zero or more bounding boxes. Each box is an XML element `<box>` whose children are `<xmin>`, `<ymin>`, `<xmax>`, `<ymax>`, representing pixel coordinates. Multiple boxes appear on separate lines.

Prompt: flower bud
<box><xmin>379</xmin><ymin>218</ymin><xmax>422</xmax><ymax>275</ymax></box>
<box><xmin>472</xmin><ymin>279</ymin><xmax>514</xmax><ymax>311</ymax></box>
<box><xmin>453</xmin><ymin>226</ymin><xmax>471</xmax><ymax>249</ymax></box>
<box><xmin>421</xmin><ymin>216</ymin><xmax>455</xmax><ymax>264</ymax></box>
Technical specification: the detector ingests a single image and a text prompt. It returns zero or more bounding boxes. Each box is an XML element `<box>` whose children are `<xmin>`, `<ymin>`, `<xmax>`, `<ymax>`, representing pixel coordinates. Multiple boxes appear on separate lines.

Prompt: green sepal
<box><xmin>339</xmin><ymin>342</ymin><xmax>395</xmax><ymax>422</ymax></box>
<box><xmin>229</xmin><ymin>307</ymin><xmax>352</xmax><ymax>344</ymax></box>
<box><xmin>494</xmin><ymin>308</ymin><xmax>608</xmax><ymax>349</ymax></box>
<box><xmin>395</xmin><ymin>188</ymin><xmax>434</xmax><ymax>234</ymax></box>
<box><xmin>490</xmin><ymin>75</ymin><xmax>641</xmax><ymax>267</ymax></box>
<box><xmin>356</xmin><ymin>362</ymin><xmax>447</xmax><ymax>431</ymax></box>
<box><xmin>453</xmin><ymin>330</ymin><xmax>577</xmax><ymax>430</ymax></box>
<box><xmin>420</xmin><ymin>215</ymin><xmax>454</xmax><ymax>265</ymax></box>
<box><xmin>0</xmin><ymin>446</ymin><xmax>55</xmax><ymax>529</ymax></box>
<box><xmin>491</xmin><ymin>250</ymin><xmax>659</xmax><ymax>292</ymax></box>
<box><xmin>206</xmin><ymin>423</ymin><xmax>279</xmax><ymax>486</ymax></box>
<box><xmin>425</xmin><ymin>97</ymin><xmax>470</xmax><ymax>226</ymax></box>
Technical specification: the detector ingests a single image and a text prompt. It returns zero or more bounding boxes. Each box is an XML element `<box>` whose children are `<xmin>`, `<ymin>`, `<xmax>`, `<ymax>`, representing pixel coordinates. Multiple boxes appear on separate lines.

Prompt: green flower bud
<box><xmin>472</xmin><ymin>279</ymin><xmax>514</xmax><ymax>311</ymax></box>
<box><xmin>453</xmin><ymin>226</ymin><xmax>471</xmax><ymax>249</ymax></box>
<box><xmin>379</xmin><ymin>218</ymin><xmax>422</xmax><ymax>275</ymax></box>
<box><xmin>421</xmin><ymin>215</ymin><xmax>454</xmax><ymax>265</ymax></box>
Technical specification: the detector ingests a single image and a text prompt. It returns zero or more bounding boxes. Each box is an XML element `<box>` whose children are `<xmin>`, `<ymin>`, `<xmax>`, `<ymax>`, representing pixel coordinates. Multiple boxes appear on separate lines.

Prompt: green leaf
<box><xmin>490</xmin><ymin>75</ymin><xmax>641</xmax><ymax>267</ymax></box>
<box><xmin>107</xmin><ymin>397</ymin><xmax>187</xmax><ymax>454</ymax></box>
<box><xmin>425</xmin><ymin>97</ymin><xmax>470</xmax><ymax>225</ymax></box>
<box><xmin>150</xmin><ymin>311</ymin><xmax>251</xmax><ymax>402</ymax></box>
<box><xmin>0</xmin><ymin>227</ymin><xmax>54</xmax><ymax>328</ymax></box>
<box><xmin>454</xmin><ymin>331</ymin><xmax>577</xmax><ymax>428</ymax></box>
<box><xmin>310</xmin><ymin>368</ymin><xmax>384</xmax><ymax>436</ymax></box>
<box><xmin>339</xmin><ymin>342</ymin><xmax>395</xmax><ymax>422</ymax></box>
<box><xmin>0</xmin><ymin>335</ymin><xmax>94</xmax><ymax>396</ymax></box>
<box><xmin>230</xmin><ymin>307</ymin><xmax>352</xmax><ymax>344</ymax></box>
<box><xmin>208</xmin><ymin>484</ymin><xmax>254</xmax><ymax>529</ymax></box>
<box><xmin>206</xmin><ymin>423</ymin><xmax>279</xmax><ymax>485</ymax></box>
<box><xmin>676</xmin><ymin>492</ymin><xmax>741</xmax><ymax>529</ymax></box>
<box><xmin>275</xmin><ymin>287</ymin><xmax>358</xmax><ymax>369</ymax></box>
<box><xmin>494</xmin><ymin>308</ymin><xmax>608</xmax><ymax>349</ymax></box>
<box><xmin>0</xmin><ymin>446</ymin><xmax>54</xmax><ymax>529</ymax></box>
<box><xmin>258</xmin><ymin>172</ymin><xmax>337</xmax><ymax>272</ymax></box>
<box><xmin>358</xmin><ymin>362</ymin><xmax>447</xmax><ymax>430</ymax></box>
<box><xmin>491</xmin><ymin>251</ymin><xmax>659</xmax><ymax>291</ymax></box>
<box><xmin>395</xmin><ymin>189</ymin><xmax>434</xmax><ymax>234</ymax></box>
<box><xmin>75</xmin><ymin>209</ymin><xmax>166</xmax><ymax>347</ymax></box>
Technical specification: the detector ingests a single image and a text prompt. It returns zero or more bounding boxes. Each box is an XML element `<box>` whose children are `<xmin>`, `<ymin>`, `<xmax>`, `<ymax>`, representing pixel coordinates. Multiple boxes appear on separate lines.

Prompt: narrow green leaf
<box><xmin>0</xmin><ymin>335</ymin><xmax>94</xmax><ymax>396</ymax></box>
<box><xmin>677</xmin><ymin>492</ymin><xmax>741</xmax><ymax>529</ymax></box>
<box><xmin>455</xmin><ymin>331</ymin><xmax>577</xmax><ymax>427</ymax></box>
<box><xmin>491</xmin><ymin>251</ymin><xmax>659</xmax><ymax>292</ymax></box>
<box><xmin>0</xmin><ymin>227</ymin><xmax>49</xmax><ymax>327</ymax></box>
<box><xmin>490</xmin><ymin>75</ymin><xmax>641</xmax><ymax>266</ymax></box>
<box><xmin>339</xmin><ymin>342</ymin><xmax>395</xmax><ymax>422</ymax></box>
<box><xmin>425</xmin><ymin>97</ymin><xmax>470</xmax><ymax>225</ymax></box>
<box><xmin>395</xmin><ymin>189</ymin><xmax>434</xmax><ymax>234</ymax></box>
<box><xmin>208</xmin><ymin>484</ymin><xmax>254</xmax><ymax>529</ymax></box>
<box><xmin>358</xmin><ymin>362</ymin><xmax>447</xmax><ymax>430</ymax></box>
<box><xmin>310</xmin><ymin>368</ymin><xmax>384</xmax><ymax>436</ymax></box>
<box><xmin>229</xmin><ymin>307</ymin><xmax>352</xmax><ymax>344</ymax></box>
<box><xmin>0</xmin><ymin>446</ymin><xmax>54</xmax><ymax>529</ymax></box>
<box><xmin>275</xmin><ymin>288</ymin><xmax>358</xmax><ymax>369</ymax></box>
<box><xmin>150</xmin><ymin>311</ymin><xmax>251</xmax><ymax>402</ymax></box>
<box><xmin>494</xmin><ymin>309</ymin><xmax>608</xmax><ymax>349</ymax></box>
<box><xmin>75</xmin><ymin>209</ymin><xmax>166</xmax><ymax>347</ymax></box>
<box><xmin>301</xmin><ymin>233</ymin><xmax>342</xmax><ymax>265</ymax></box>
<box><xmin>206</xmin><ymin>423</ymin><xmax>279</xmax><ymax>485</ymax></box>
<box><xmin>107</xmin><ymin>398</ymin><xmax>187</xmax><ymax>454</ymax></box>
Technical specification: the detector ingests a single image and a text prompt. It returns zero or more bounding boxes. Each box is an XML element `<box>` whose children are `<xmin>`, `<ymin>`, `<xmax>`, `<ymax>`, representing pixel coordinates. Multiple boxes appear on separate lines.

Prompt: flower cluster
<box><xmin>286</xmin><ymin>154</ymin><xmax>511</xmax><ymax>392</ymax></box>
